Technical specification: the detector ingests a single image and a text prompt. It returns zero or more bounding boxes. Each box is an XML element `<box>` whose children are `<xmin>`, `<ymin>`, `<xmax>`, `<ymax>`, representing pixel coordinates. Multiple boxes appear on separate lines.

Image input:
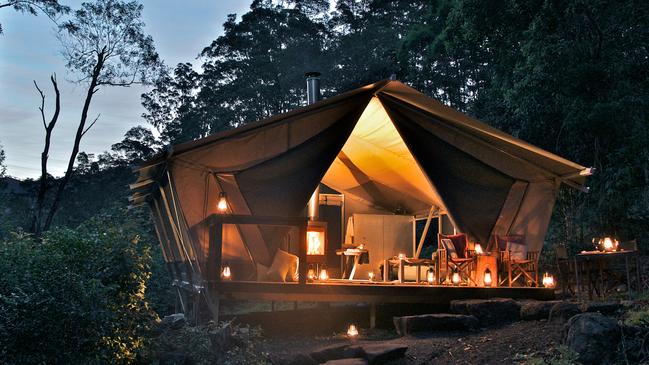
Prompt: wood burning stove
<box><xmin>306</xmin><ymin>221</ymin><xmax>327</xmax><ymax>263</ymax></box>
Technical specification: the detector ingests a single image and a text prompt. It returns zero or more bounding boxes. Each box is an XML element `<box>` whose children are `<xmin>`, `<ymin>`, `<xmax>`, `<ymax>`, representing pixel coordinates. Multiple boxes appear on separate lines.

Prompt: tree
<box><xmin>0</xmin><ymin>0</ymin><xmax>69</xmax><ymax>34</ymax></box>
<box><xmin>0</xmin><ymin>142</ymin><xmax>6</xmax><ymax>178</ymax></box>
<box><xmin>33</xmin><ymin>0</ymin><xmax>162</xmax><ymax>234</ymax></box>
<box><xmin>110</xmin><ymin>125</ymin><xmax>161</xmax><ymax>164</ymax></box>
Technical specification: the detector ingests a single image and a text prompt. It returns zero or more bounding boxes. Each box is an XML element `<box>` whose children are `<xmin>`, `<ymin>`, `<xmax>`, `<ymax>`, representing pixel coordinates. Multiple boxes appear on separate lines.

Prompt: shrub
<box><xmin>0</xmin><ymin>207</ymin><xmax>158</xmax><ymax>364</ymax></box>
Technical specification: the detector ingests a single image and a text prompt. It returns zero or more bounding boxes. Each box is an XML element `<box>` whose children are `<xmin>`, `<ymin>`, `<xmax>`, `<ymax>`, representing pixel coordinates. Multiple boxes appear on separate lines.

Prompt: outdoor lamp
<box><xmin>426</xmin><ymin>267</ymin><xmax>435</xmax><ymax>285</ymax></box>
<box><xmin>483</xmin><ymin>268</ymin><xmax>492</xmax><ymax>287</ymax></box>
<box><xmin>542</xmin><ymin>273</ymin><xmax>555</xmax><ymax>288</ymax></box>
<box><xmin>474</xmin><ymin>243</ymin><xmax>484</xmax><ymax>255</ymax></box>
<box><xmin>221</xmin><ymin>265</ymin><xmax>232</xmax><ymax>280</ymax></box>
<box><xmin>217</xmin><ymin>192</ymin><xmax>228</xmax><ymax>212</ymax></box>
<box><xmin>452</xmin><ymin>271</ymin><xmax>461</xmax><ymax>286</ymax></box>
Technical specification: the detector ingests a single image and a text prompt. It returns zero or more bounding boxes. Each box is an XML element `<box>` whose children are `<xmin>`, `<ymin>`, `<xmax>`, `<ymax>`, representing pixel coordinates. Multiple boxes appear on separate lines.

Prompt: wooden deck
<box><xmin>209</xmin><ymin>280</ymin><xmax>555</xmax><ymax>304</ymax></box>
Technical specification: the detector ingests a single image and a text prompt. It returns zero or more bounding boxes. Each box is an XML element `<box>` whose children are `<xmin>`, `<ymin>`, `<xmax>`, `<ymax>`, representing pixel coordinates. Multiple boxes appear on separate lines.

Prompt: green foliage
<box><xmin>527</xmin><ymin>345</ymin><xmax>582</xmax><ymax>365</ymax></box>
<box><xmin>0</xmin><ymin>207</ymin><xmax>159</xmax><ymax>364</ymax></box>
<box><xmin>0</xmin><ymin>0</ymin><xmax>70</xmax><ymax>34</ymax></box>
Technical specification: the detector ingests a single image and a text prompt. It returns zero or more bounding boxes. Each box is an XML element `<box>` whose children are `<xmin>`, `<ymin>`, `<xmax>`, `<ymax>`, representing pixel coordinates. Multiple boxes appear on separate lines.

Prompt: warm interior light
<box><xmin>542</xmin><ymin>273</ymin><xmax>555</xmax><ymax>288</ymax></box>
<box><xmin>427</xmin><ymin>267</ymin><xmax>435</xmax><ymax>285</ymax></box>
<box><xmin>368</xmin><ymin>271</ymin><xmax>374</xmax><ymax>281</ymax></box>
<box><xmin>358</xmin><ymin>243</ymin><xmax>365</xmax><ymax>250</ymax></box>
<box><xmin>452</xmin><ymin>271</ymin><xmax>461</xmax><ymax>285</ymax></box>
<box><xmin>319</xmin><ymin>268</ymin><xmax>328</xmax><ymax>281</ymax></box>
<box><xmin>474</xmin><ymin>243</ymin><xmax>483</xmax><ymax>255</ymax></box>
<box><xmin>483</xmin><ymin>268</ymin><xmax>492</xmax><ymax>287</ymax></box>
<box><xmin>222</xmin><ymin>265</ymin><xmax>231</xmax><ymax>280</ymax></box>
<box><xmin>347</xmin><ymin>324</ymin><xmax>359</xmax><ymax>338</ymax></box>
<box><xmin>307</xmin><ymin>230</ymin><xmax>325</xmax><ymax>255</ymax></box>
<box><xmin>307</xmin><ymin>268</ymin><xmax>316</xmax><ymax>281</ymax></box>
<box><xmin>217</xmin><ymin>192</ymin><xmax>228</xmax><ymax>212</ymax></box>
<box><xmin>398</xmin><ymin>253</ymin><xmax>405</xmax><ymax>260</ymax></box>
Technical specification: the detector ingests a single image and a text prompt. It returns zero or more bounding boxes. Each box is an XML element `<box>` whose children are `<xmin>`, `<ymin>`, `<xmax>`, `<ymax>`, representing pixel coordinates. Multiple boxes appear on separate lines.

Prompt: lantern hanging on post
<box><xmin>221</xmin><ymin>265</ymin><xmax>231</xmax><ymax>280</ymax></box>
<box><xmin>483</xmin><ymin>268</ymin><xmax>492</xmax><ymax>287</ymax></box>
<box><xmin>542</xmin><ymin>272</ymin><xmax>555</xmax><ymax>288</ymax></box>
<box><xmin>217</xmin><ymin>192</ymin><xmax>228</xmax><ymax>213</ymax></box>
<box><xmin>426</xmin><ymin>267</ymin><xmax>435</xmax><ymax>285</ymax></box>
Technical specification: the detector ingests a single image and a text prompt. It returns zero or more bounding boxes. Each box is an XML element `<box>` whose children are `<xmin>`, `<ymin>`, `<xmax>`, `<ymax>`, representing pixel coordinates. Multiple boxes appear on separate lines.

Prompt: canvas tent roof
<box><xmin>131</xmin><ymin>80</ymin><xmax>589</xmax><ymax>273</ymax></box>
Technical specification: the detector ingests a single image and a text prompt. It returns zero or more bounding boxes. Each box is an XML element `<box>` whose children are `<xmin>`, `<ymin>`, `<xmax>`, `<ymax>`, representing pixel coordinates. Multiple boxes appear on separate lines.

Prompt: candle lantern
<box><xmin>483</xmin><ymin>268</ymin><xmax>493</xmax><ymax>287</ymax></box>
<box><xmin>542</xmin><ymin>272</ymin><xmax>555</xmax><ymax>288</ymax></box>
<box><xmin>216</xmin><ymin>192</ymin><xmax>228</xmax><ymax>212</ymax></box>
<box><xmin>599</xmin><ymin>237</ymin><xmax>618</xmax><ymax>252</ymax></box>
<box><xmin>451</xmin><ymin>271</ymin><xmax>461</xmax><ymax>286</ymax></box>
<box><xmin>347</xmin><ymin>324</ymin><xmax>359</xmax><ymax>339</ymax></box>
<box><xmin>319</xmin><ymin>268</ymin><xmax>329</xmax><ymax>281</ymax></box>
<box><xmin>307</xmin><ymin>266</ymin><xmax>316</xmax><ymax>282</ymax></box>
<box><xmin>368</xmin><ymin>271</ymin><xmax>375</xmax><ymax>281</ymax></box>
<box><xmin>426</xmin><ymin>267</ymin><xmax>435</xmax><ymax>285</ymax></box>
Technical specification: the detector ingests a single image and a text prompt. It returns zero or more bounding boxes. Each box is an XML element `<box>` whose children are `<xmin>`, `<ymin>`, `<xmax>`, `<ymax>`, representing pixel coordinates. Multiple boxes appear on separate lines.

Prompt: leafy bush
<box><xmin>0</xmin><ymin>207</ymin><xmax>159</xmax><ymax>364</ymax></box>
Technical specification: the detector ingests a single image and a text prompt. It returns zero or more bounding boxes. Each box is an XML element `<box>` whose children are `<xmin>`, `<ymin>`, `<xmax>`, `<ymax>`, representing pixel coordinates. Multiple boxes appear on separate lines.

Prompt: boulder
<box><xmin>450</xmin><ymin>298</ymin><xmax>521</xmax><ymax>325</ymax></box>
<box><xmin>323</xmin><ymin>359</ymin><xmax>368</xmax><ymax>365</ymax></box>
<box><xmin>549</xmin><ymin>302</ymin><xmax>582</xmax><ymax>322</ymax></box>
<box><xmin>564</xmin><ymin>313</ymin><xmax>620</xmax><ymax>365</ymax></box>
<box><xmin>393</xmin><ymin>313</ymin><xmax>479</xmax><ymax>335</ymax></box>
<box><xmin>581</xmin><ymin>301</ymin><xmax>623</xmax><ymax>315</ymax></box>
<box><xmin>353</xmin><ymin>343</ymin><xmax>408</xmax><ymax>365</ymax></box>
<box><xmin>310</xmin><ymin>344</ymin><xmax>364</xmax><ymax>363</ymax></box>
<box><xmin>288</xmin><ymin>353</ymin><xmax>319</xmax><ymax>365</ymax></box>
<box><xmin>158</xmin><ymin>351</ymin><xmax>192</xmax><ymax>365</ymax></box>
<box><xmin>160</xmin><ymin>313</ymin><xmax>186</xmax><ymax>330</ymax></box>
<box><xmin>520</xmin><ymin>300</ymin><xmax>562</xmax><ymax>320</ymax></box>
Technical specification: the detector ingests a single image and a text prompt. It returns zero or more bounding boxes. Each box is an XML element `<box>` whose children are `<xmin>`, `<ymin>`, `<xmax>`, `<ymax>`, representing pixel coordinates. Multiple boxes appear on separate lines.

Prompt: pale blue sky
<box><xmin>0</xmin><ymin>0</ymin><xmax>251</xmax><ymax>178</ymax></box>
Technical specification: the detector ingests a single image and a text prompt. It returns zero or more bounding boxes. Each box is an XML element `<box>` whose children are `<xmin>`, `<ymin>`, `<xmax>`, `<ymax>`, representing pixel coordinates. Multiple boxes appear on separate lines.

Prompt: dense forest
<box><xmin>1</xmin><ymin>0</ymin><xmax>648</xmax><ymax>363</ymax></box>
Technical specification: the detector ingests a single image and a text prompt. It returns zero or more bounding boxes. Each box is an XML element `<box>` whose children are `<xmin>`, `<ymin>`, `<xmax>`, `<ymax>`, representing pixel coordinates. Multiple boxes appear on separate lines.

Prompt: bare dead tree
<box><xmin>37</xmin><ymin>0</ymin><xmax>162</xmax><ymax>233</ymax></box>
<box><xmin>30</xmin><ymin>74</ymin><xmax>60</xmax><ymax>235</ymax></box>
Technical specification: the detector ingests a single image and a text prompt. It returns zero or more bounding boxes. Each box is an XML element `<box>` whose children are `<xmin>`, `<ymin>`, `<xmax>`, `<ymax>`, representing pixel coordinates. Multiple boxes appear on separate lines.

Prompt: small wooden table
<box><xmin>385</xmin><ymin>257</ymin><xmax>436</xmax><ymax>283</ymax></box>
<box><xmin>574</xmin><ymin>250</ymin><xmax>641</xmax><ymax>299</ymax></box>
<box><xmin>335</xmin><ymin>248</ymin><xmax>369</xmax><ymax>280</ymax></box>
<box><xmin>474</xmin><ymin>254</ymin><xmax>498</xmax><ymax>287</ymax></box>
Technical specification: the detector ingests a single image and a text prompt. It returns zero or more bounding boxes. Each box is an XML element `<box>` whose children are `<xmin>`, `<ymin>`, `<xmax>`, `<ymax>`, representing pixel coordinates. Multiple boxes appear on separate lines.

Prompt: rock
<box><xmin>158</xmin><ymin>351</ymin><xmax>192</xmax><ymax>365</ymax></box>
<box><xmin>353</xmin><ymin>343</ymin><xmax>408</xmax><ymax>365</ymax></box>
<box><xmin>520</xmin><ymin>300</ymin><xmax>562</xmax><ymax>320</ymax></box>
<box><xmin>310</xmin><ymin>344</ymin><xmax>363</xmax><ymax>363</ymax></box>
<box><xmin>581</xmin><ymin>301</ymin><xmax>623</xmax><ymax>315</ymax></box>
<box><xmin>549</xmin><ymin>302</ymin><xmax>582</xmax><ymax>322</ymax></box>
<box><xmin>450</xmin><ymin>298</ymin><xmax>521</xmax><ymax>325</ymax></box>
<box><xmin>160</xmin><ymin>313</ymin><xmax>186</xmax><ymax>330</ymax></box>
<box><xmin>393</xmin><ymin>313</ymin><xmax>479</xmax><ymax>335</ymax></box>
<box><xmin>288</xmin><ymin>353</ymin><xmax>319</xmax><ymax>365</ymax></box>
<box><xmin>564</xmin><ymin>313</ymin><xmax>620</xmax><ymax>365</ymax></box>
<box><xmin>322</xmin><ymin>359</ymin><xmax>368</xmax><ymax>365</ymax></box>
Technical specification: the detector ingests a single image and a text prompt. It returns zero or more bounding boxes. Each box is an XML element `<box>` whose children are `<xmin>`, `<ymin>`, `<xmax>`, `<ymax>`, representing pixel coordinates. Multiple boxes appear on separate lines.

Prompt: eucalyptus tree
<box><xmin>33</xmin><ymin>0</ymin><xmax>163</xmax><ymax>234</ymax></box>
<box><xmin>0</xmin><ymin>0</ymin><xmax>69</xmax><ymax>34</ymax></box>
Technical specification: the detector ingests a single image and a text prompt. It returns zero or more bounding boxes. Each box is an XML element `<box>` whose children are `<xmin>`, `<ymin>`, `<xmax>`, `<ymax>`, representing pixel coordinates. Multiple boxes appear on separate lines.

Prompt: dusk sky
<box><xmin>0</xmin><ymin>0</ymin><xmax>251</xmax><ymax>179</ymax></box>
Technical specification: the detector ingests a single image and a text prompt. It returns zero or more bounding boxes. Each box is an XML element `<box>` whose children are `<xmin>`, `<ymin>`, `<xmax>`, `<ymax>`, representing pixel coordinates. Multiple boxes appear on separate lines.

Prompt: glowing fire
<box><xmin>307</xmin><ymin>231</ymin><xmax>324</xmax><ymax>255</ymax></box>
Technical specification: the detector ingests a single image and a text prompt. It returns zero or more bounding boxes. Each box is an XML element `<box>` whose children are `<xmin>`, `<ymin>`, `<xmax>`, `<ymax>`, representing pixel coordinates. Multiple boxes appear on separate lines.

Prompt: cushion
<box><xmin>507</xmin><ymin>241</ymin><xmax>528</xmax><ymax>260</ymax></box>
<box><xmin>439</xmin><ymin>234</ymin><xmax>467</xmax><ymax>258</ymax></box>
<box><xmin>441</xmin><ymin>238</ymin><xmax>458</xmax><ymax>259</ymax></box>
<box><xmin>256</xmin><ymin>263</ymin><xmax>270</xmax><ymax>282</ymax></box>
<box><xmin>266</xmin><ymin>249</ymin><xmax>298</xmax><ymax>282</ymax></box>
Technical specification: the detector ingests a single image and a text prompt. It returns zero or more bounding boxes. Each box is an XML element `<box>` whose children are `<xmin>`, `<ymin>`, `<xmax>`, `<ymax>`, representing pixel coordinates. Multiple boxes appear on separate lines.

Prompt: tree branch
<box><xmin>81</xmin><ymin>113</ymin><xmax>100</xmax><ymax>137</ymax></box>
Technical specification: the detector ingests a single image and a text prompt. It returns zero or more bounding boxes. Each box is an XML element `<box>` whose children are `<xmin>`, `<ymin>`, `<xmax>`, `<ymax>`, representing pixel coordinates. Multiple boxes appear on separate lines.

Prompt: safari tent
<box><xmin>130</xmin><ymin>78</ymin><xmax>590</xmax><ymax>320</ymax></box>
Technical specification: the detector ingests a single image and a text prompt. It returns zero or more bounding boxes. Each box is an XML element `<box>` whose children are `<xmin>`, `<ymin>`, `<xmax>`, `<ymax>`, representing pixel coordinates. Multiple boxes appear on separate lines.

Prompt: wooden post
<box><xmin>208</xmin><ymin>220</ymin><xmax>223</xmax><ymax>282</ymax></box>
<box><xmin>298</xmin><ymin>220</ymin><xmax>307</xmax><ymax>284</ymax></box>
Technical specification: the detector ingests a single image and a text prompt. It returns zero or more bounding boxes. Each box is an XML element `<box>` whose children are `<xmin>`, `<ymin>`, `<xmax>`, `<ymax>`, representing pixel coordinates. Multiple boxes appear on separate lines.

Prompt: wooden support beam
<box><xmin>415</xmin><ymin>206</ymin><xmax>435</xmax><ymax>258</ymax></box>
<box><xmin>298</xmin><ymin>222</ymin><xmax>307</xmax><ymax>284</ymax></box>
<box><xmin>208</xmin><ymin>222</ymin><xmax>223</xmax><ymax>283</ymax></box>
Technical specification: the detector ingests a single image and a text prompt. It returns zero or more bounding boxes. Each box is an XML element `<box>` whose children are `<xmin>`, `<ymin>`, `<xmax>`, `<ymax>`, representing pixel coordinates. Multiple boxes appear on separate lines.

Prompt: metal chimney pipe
<box><xmin>305</xmin><ymin>72</ymin><xmax>321</xmax><ymax>221</ymax></box>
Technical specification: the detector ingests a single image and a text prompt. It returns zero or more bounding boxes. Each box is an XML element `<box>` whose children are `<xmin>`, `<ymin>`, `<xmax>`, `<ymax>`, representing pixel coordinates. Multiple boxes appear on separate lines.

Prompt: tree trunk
<box><xmin>31</xmin><ymin>75</ymin><xmax>60</xmax><ymax>235</ymax></box>
<box><xmin>42</xmin><ymin>51</ymin><xmax>105</xmax><ymax>232</ymax></box>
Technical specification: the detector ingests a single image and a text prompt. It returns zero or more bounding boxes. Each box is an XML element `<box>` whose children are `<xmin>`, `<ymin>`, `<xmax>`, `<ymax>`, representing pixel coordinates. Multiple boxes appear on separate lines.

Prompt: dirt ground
<box><xmin>255</xmin><ymin>319</ymin><xmax>565</xmax><ymax>365</ymax></box>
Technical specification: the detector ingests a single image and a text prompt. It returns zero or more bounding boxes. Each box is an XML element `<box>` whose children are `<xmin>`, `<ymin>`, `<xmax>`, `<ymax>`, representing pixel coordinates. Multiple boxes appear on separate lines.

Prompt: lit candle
<box><xmin>542</xmin><ymin>273</ymin><xmax>555</xmax><ymax>288</ymax></box>
<box><xmin>483</xmin><ymin>268</ymin><xmax>492</xmax><ymax>287</ymax></box>
<box><xmin>368</xmin><ymin>271</ymin><xmax>374</xmax><ymax>281</ymax></box>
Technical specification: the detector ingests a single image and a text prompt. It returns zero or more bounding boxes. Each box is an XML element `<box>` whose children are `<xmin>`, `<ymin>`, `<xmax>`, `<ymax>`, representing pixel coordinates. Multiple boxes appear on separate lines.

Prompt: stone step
<box><xmin>308</xmin><ymin>342</ymin><xmax>408</xmax><ymax>365</ymax></box>
<box><xmin>393</xmin><ymin>313</ymin><xmax>479</xmax><ymax>335</ymax></box>
<box><xmin>450</xmin><ymin>298</ymin><xmax>521</xmax><ymax>325</ymax></box>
